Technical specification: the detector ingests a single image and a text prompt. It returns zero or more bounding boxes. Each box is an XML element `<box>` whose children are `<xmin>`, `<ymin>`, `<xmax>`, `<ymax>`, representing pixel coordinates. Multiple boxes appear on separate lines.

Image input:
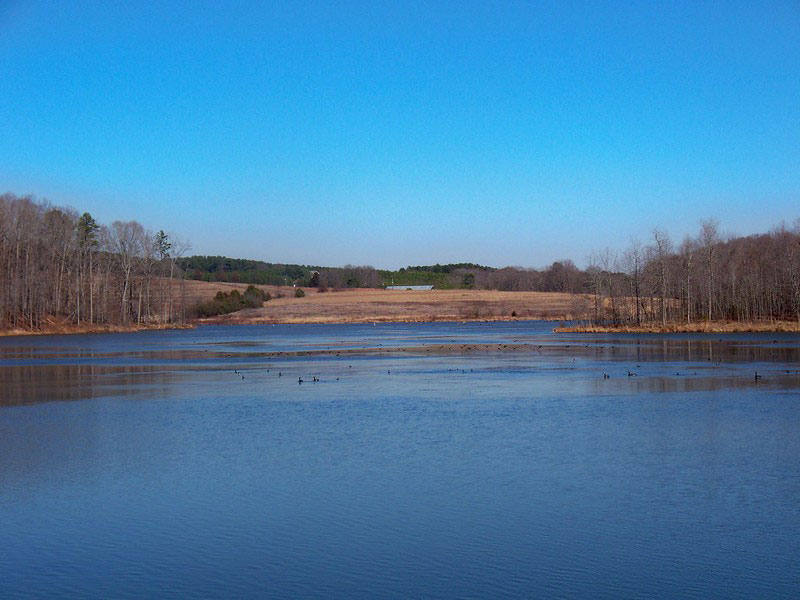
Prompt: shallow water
<box><xmin>1</xmin><ymin>322</ymin><xmax>799</xmax><ymax>598</ymax></box>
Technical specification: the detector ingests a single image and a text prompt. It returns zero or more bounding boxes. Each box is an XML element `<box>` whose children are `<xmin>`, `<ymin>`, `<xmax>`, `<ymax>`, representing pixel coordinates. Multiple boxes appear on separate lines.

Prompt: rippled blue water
<box><xmin>1</xmin><ymin>322</ymin><xmax>799</xmax><ymax>598</ymax></box>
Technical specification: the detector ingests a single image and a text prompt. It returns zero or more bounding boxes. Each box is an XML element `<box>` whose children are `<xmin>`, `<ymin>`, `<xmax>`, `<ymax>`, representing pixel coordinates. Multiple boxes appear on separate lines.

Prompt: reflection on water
<box><xmin>1</xmin><ymin>322</ymin><xmax>799</xmax><ymax>598</ymax></box>
<box><xmin>2</xmin><ymin>322</ymin><xmax>799</xmax><ymax>407</ymax></box>
<box><xmin>0</xmin><ymin>364</ymin><xmax>182</xmax><ymax>406</ymax></box>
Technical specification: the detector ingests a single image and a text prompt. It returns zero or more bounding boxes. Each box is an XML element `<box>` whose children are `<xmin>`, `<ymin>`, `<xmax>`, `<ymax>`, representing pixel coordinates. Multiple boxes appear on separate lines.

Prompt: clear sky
<box><xmin>1</xmin><ymin>1</ymin><xmax>798</xmax><ymax>269</ymax></box>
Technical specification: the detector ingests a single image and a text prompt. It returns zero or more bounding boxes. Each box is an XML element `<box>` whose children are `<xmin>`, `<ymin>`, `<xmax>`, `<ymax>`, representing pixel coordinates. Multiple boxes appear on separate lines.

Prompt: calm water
<box><xmin>1</xmin><ymin>321</ymin><xmax>799</xmax><ymax>598</ymax></box>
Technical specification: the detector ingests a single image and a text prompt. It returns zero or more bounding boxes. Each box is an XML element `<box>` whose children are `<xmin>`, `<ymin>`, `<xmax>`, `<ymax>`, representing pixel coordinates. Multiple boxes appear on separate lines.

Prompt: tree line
<box><xmin>0</xmin><ymin>193</ymin><xmax>189</xmax><ymax>330</ymax></box>
<box><xmin>181</xmin><ymin>256</ymin><xmax>591</xmax><ymax>293</ymax></box>
<box><xmin>178</xmin><ymin>256</ymin><xmax>315</xmax><ymax>286</ymax></box>
<box><xmin>321</xmin><ymin>261</ymin><xmax>588</xmax><ymax>292</ymax></box>
<box><xmin>586</xmin><ymin>219</ymin><xmax>800</xmax><ymax>325</ymax></box>
<box><xmin>4</xmin><ymin>191</ymin><xmax>798</xmax><ymax>330</ymax></box>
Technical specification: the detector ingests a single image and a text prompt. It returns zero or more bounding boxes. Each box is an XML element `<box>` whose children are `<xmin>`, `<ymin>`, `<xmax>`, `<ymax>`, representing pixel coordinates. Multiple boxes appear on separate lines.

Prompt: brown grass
<box><xmin>202</xmin><ymin>287</ymin><xmax>590</xmax><ymax>325</ymax></box>
<box><xmin>554</xmin><ymin>321</ymin><xmax>800</xmax><ymax>333</ymax></box>
<box><xmin>0</xmin><ymin>316</ymin><xmax>193</xmax><ymax>337</ymax></box>
<box><xmin>169</xmin><ymin>279</ymin><xmax>251</xmax><ymax>305</ymax></box>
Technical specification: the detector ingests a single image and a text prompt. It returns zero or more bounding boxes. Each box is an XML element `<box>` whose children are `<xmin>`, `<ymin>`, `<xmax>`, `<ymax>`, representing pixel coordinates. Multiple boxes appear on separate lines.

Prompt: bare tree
<box><xmin>679</xmin><ymin>235</ymin><xmax>696</xmax><ymax>324</ymax></box>
<box><xmin>699</xmin><ymin>218</ymin><xmax>720</xmax><ymax>321</ymax></box>
<box><xmin>108</xmin><ymin>220</ymin><xmax>146</xmax><ymax>324</ymax></box>
<box><xmin>650</xmin><ymin>228</ymin><xmax>673</xmax><ymax>326</ymax></box>
<box><xmin>622</xmin><ymin>239</ymin><xmax>644</xmax><ymax>325</ymax></box>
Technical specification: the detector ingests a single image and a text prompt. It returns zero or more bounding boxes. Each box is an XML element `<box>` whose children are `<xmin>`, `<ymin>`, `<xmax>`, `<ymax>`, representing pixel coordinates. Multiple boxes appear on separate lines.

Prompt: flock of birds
<box><xmin>231</xmin><ymin>364</ymin><xmax>344</xmax><ymax>384</ymax></box>
<box><xmin>226</xmin><ymin>362</ymin><xmax>782</xmax><ymax>387</ymax></box>
<box><xmin>210</xmin><ymin>337</ymin><xmax>799</xmax><ymax>386</ymax></box>
<box><xmin>601</xmin><ymin>368</ymin><xmax>766</xmax><ymax>381</ymax></box>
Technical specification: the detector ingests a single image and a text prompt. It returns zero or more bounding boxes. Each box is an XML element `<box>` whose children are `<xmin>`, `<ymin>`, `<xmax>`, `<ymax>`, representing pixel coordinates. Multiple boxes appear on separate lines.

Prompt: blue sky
<box><xmin>1</xmin><ymin>1</ymin><xmax>798</xmax><ymax>268</ymax></box>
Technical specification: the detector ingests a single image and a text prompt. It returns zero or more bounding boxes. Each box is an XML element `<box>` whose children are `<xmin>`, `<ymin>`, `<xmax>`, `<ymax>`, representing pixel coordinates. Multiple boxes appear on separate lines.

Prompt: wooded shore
<box><xmin>0</xmin><ymin>319</ymin><xmax>194</xmax><ymax>337</ymax></box>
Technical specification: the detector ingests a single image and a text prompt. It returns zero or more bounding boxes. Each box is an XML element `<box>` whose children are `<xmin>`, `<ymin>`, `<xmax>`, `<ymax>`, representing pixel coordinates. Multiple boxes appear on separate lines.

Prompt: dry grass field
<box><xmin>201</xmin><ymin>286</ymin><xmax>590</xmax><ymax>325</ymax></box>
<box><xmin>176</xmin><ymin>279</ymin><xmax>256</xmax><ymax>305</ymax></box>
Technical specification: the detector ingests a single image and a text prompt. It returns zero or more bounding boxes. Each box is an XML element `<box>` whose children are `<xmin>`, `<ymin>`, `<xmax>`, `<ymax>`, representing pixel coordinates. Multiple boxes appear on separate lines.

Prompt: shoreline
<box><xmin>1</xmin><ymin>315</ymin><xmax>556</xmax><ymax>337</ymax></box>
<box><xmin>554</xmin><ymin>321</ymin><xmax>800</xmax><ymax>334</ymax></box>
<box><xmin>198</xmin><ymin>314</ymin><xmax>569</xmax><ymax>326</ymax></box>
<box><xmin>1</xmin><ymin>289</ymin><xmax>586</xmax><ymax>336</ymax></box>
<box><xmin>0</xmin><ymin>322</ymin><xmax>195</xmax><ymax>338</ymax></box>
<box><xmin>5</xmin><ymin>317</ymin><xmax>800</xmax><ymax>338</ymax></box>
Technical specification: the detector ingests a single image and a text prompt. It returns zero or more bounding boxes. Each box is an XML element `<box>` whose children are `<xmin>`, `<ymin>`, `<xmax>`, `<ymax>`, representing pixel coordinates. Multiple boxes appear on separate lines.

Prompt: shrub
<box><xmin>195</xmin><ymin>286</ymin><xmax>269</xmax><ymax>317</ymax></box>
<box><xmin>243</xmin><ymin>285</ymin><xmax>269</xmax><ymax>307</ymax></box>
<box><xmin>294</xmin><ymin>288</ymin><xmax>305</xmax><ymax>298</ymax></box>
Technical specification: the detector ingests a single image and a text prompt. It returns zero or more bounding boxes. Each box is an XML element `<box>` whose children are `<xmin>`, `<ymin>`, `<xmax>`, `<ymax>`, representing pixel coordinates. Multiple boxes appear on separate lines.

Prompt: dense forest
<box><xmin>3</xmin><ymin>191</ymin><xmax>799</xmax><ymax>331</ymax></box>
<box><xmin>178</xmin><ymin>256</ymin><xmax>317</xmax><ymax>286</ymax></box>
<box><xmin>1</xmin><ymin>193</ymin><xmax>189</xmax><ymax>330</ymax></box>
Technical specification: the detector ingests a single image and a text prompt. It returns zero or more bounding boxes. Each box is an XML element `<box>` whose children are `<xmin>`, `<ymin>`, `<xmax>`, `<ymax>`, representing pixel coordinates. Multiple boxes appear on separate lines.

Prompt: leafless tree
<box><xmin>650</xmin><ymin>228</ymin><xmax>673</xmax><ymax>326</ymax></box>
<box><xmin>699</xmin><ymin>218</ymin><xmax>720</xmax><ymax>321</ymax></box>
<box><xmin>622</xmin><ymin>239</ymin><xmax>644</xmax><ymax>325</ymax></box>
<box><xmin>679</xmin><ymin>236</ymin><xmax>696</xmax><ymax>324</ymax></box>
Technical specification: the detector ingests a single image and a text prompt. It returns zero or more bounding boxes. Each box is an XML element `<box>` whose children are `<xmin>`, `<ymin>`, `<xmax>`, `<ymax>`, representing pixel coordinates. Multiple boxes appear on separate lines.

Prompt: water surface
<box><xmin>2</xmin><ymin>322</ymin><xmax>799</xmax><ymax>598</ymax></box>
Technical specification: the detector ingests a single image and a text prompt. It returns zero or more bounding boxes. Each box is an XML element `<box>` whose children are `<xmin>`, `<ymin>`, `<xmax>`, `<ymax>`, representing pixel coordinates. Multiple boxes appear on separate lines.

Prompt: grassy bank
<box><xmin>0</xmin><ymin>319</ymin><xmax>194</xmax><ymax>337</ymax></box>
<box><xmin>554</xmin><ymin>321</ymin><xmax>800</xmax><ymax>333</ymax></box>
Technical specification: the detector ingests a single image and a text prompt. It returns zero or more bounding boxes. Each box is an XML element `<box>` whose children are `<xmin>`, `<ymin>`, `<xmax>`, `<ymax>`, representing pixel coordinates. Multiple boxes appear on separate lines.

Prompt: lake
<box><xmin>1</xmin><ymin>321</ymin><xmax>799</xmax><ymax>598</ymax></box>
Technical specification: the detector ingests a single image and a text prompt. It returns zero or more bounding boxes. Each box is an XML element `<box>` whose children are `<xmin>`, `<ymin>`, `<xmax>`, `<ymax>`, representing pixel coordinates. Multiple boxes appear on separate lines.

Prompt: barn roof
<box><xmin>385</xmin><ymin>285</ymin><xmax>434</xmax><ymax>291</ymax></box>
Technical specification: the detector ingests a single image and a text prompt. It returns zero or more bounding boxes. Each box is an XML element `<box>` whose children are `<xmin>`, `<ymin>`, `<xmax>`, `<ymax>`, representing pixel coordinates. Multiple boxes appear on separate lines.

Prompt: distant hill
<box><xmin>178</xmin><ymin>256</ymin><xmax>321</xmax><ymax>286</ymax></box>
<box><xmin>179</xmin><ymin>257</ymin><xmax>501</xmax><ymax>290</ymax></box>
<box><xmin>379</xmin><ymin>263</ymin><xmax>495</xmax><ymax>289</ymax></box>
